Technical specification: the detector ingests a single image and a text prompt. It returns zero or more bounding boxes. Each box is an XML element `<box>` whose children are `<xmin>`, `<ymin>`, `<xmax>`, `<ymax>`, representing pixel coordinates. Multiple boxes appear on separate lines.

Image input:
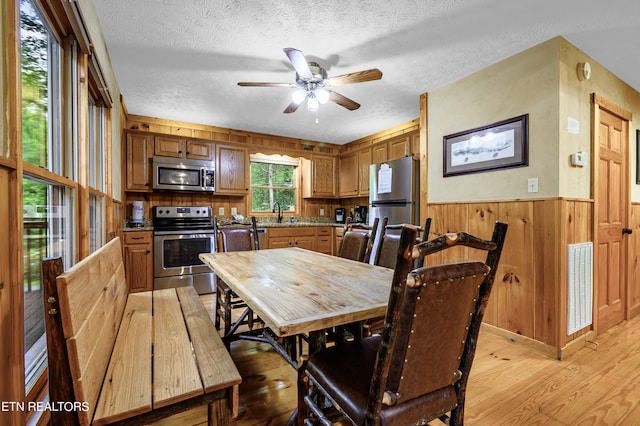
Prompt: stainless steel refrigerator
<box><xmin>369</xmin><ymin>156</ymin><xmax>419</xmax><ymax>226</ymax></box>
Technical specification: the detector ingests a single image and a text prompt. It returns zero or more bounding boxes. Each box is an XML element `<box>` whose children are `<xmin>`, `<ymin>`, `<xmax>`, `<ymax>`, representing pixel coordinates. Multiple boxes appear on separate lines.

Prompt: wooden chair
<box><xmin>337</xmin><ymin>217</ymin><xmax>380</xmax><ymax>263</ymax></box>
<box><xmin>298</xmin><ymin>221</ymin><xmax>508</xmax><ymax>425</ymax></box>
<box><xmin>213</xmin><ymin>216</ymin><xmax>260</xmax><ymax>347</ymax></box>
<box><xmin>373</xmin><ymin>217</ymin><xmax>431</xmax><ymax>269</ymax></box>
<box><xmin>362</xmin><ymin>217</ymin><xmax>432</xmax><ymax>336</ymax></box>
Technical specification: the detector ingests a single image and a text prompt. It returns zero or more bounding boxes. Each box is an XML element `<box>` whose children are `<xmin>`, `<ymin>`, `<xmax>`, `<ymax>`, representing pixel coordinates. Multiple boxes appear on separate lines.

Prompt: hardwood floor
<box><xmin>198</xmin><ymin>294</ymin><xmax>640</xmax><ymax>425</ymax></box>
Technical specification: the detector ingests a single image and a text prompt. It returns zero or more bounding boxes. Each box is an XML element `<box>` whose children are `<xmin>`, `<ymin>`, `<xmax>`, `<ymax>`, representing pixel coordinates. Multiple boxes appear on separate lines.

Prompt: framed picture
<box><xmin>443</xmin><ymin>114</ymin><xmax>529</xmax><ymax>177</ymax></box>
<box><xmin>636</xmin><ymin>129</ymin><xmax>640</xmax><ymax>184</ymax></box>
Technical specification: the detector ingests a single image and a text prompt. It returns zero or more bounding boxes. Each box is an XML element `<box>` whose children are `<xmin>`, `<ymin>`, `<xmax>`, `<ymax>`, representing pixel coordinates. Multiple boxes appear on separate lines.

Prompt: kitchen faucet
<box><xmin>272</xmin><ymin>202</ymin><xmax>283</xmax><ymax>223</ymax></box>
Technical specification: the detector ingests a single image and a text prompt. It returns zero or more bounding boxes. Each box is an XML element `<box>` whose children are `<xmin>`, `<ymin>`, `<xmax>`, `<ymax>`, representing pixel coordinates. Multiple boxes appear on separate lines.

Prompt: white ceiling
<box><xmin>92</xmin><ymin>0</ymin><xmax>640</xmax><ymax>145</ymax></box>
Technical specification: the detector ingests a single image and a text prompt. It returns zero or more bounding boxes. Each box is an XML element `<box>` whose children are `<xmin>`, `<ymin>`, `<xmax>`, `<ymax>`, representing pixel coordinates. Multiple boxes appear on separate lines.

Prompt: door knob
<box><xmin>622</xmin><ymin>228</ymin><xmax>633</xmax><ymax>235</ymax></box>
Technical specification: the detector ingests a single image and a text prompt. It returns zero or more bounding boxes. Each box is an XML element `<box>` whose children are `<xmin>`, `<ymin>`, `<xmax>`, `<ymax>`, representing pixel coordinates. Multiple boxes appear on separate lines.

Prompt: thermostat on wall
<box><xmin>570</xmin><ymin>151</ymin><xmax>588</xmax><ymax>167</ymax></box>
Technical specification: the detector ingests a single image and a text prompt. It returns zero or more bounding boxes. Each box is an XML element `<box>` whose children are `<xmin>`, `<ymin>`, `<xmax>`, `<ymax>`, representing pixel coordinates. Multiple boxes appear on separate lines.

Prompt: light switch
<box><xmin>527</xmin><ymin>178</ymin><xmax>539</xmax><ymax>193</ymax></box>
<box><xmin>320</xmin><ymin>208</ymin><xmax>325</xmax><ymax>216</ymax></box>
<box><xmin>218</xmin><ymin>207</ymin><xmax>224</xmax><ymax>215</ymax></box>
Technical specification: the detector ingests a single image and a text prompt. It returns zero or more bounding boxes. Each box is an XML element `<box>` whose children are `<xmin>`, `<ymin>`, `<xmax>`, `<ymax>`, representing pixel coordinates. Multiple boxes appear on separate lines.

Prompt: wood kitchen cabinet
<box><xmin>126</xmin><ymin>132</ymin><xmax>154</xmax><ymax>192</ymax></box>
<box><xmin>123</xmin><ymin>231</ymin><xmax>153</xmax><ymax>293</ymax></box>
<box><xmin>357</xmin><ymin>148</ymin><xmax>372</xmax><ymax>196</ymax></box>
<box><xmin>154</xmin><ymin>135</ymin><xmax>214</xmax><ymax>160</ymax></box>
<box><xmin>388</xmin><ymin>135</ymin><xmax>410</xmax><ymax>160</ymax></box>
<box><xmin>268</xmin><ymin>227</ymin><xmax>316</xmax><ymax>251</ymax></box>
<box><xmin>215</xmin><ymin>143</ymin><xmax>248</xmax><ymax>195</ymax></box>
<box><xmin>302</xmin><ymin>155</ymin><xmax>336</xmax><ymax>198</ymax></box>
<box><xmin>315</xmin><ymin>226</ymin><xmax>333</xmax><ymax>255</ymax></box>
<box><xmin>372</xmin><ymin>144</ymin><xmax>388</xmax><ymax>164</ymax></box>
<box><xmin>338</xmin><ymin>147</ymin><xmax>371</xmax><ymax>198</ymax></box>
<box><xmin>338</xmin><ymin>152</ymin><xmax>358</xmax><ymax>197</ymax></box>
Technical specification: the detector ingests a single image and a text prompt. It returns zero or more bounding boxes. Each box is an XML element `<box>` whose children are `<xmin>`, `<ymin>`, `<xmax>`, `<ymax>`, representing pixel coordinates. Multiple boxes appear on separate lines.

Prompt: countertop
<box><xmin>122</xmin><ymin>219</ymin><xmax>346</xmax><ymax>232</ymax></box>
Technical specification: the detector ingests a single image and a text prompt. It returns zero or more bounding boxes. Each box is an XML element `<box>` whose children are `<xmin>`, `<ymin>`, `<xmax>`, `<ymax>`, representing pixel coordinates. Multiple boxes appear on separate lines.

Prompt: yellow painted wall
<box><xmin>558</xmin><ymin>37</ymin><xmax>640</xmax><ymax>201</ymax></box>
<box><xmin>428</xmin><ymin>38</ymin><xmax>560</xmax><ymax>201</ymax></box>
<box><xmin>428</xmin><ymin>36</ymin><xmax>640</xmax><ymax>203</ymax></box>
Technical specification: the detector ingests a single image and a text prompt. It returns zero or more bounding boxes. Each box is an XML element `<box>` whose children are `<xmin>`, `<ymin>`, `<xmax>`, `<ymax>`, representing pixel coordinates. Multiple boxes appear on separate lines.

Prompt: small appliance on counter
<box><xmin>354</xmin><ymin>205</ymin><xmax>368</xmax><ymax>223</ymax></box>
<box><xmin>130</xmin><ymin>200</ymin><xmax>144</xmax><ymax>227</ymax></box>
<box><xmin>335</xmin><ymin>208</ymin><xmax>346</xmax><ymax>223</ymax></box>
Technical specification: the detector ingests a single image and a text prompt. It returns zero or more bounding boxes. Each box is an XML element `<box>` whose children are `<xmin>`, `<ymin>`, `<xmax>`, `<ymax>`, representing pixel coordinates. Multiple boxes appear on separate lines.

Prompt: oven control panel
<box><xmin>153</xmin><ymin>206</ymin><xmax>212</xmax><ymax>218</ymax></box>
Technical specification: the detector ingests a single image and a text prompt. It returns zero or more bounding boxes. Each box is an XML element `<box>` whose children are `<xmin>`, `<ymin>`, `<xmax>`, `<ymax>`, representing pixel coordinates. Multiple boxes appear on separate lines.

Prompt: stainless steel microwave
<box><xmin>152</xmin><ymin>156</ymin><xmax>215</xmax><ymax>192</ymax></box>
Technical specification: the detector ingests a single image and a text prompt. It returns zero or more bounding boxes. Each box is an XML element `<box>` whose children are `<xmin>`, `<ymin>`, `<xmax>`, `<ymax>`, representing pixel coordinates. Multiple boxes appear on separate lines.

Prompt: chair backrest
<box><xmin>374</xmin><ymin>217</ymin><xmax>431</xmax><ymax>269</ymax></box>
<box><xmin>42</xmin><ymin>237</ymin><xmax>128</xmax><ymax>426</ymax></box>
<box><xmin>213</xmin><ymin>216</ymin><xmax>259</xmax><ymax>252</ymax></box>
<box><xmin>338</xmin><ymin>217</ymin><xmax>380</xmax><ymax>263</ymax></box>
<box><xmin>366</xmin><ymin>221</ymin><xmax>508</xmax><ymax>424</ymax></box>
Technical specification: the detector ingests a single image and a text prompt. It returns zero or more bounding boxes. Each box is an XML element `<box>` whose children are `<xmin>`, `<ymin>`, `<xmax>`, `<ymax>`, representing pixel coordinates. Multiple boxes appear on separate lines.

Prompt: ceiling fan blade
<box><xmin>326</xmin><ymin>68</ymin><xmax>383</xmax><ymax>86</ymax></box>
<box><xmin>283</xmin><ymin>48</ymin><xmax>313</xmax><ymax>80</ymax></box>
<box><xmin>329</xmin><ymin>91</ymin><xmax>360</xmax><ymax>111</ymax></box>
<box><xmin>238</xmin><ymin>82</ymin><xmax>297</xmax><ymax>88</ymax></box>
<box><xmin>284</xmin><ymin>96</ymin><xmax>306</xmax><ymax>113</ymax></box>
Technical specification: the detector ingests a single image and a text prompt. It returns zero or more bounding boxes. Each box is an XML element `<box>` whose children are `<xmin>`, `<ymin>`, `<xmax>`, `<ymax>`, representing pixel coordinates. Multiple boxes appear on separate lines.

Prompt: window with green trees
<box><xmin>250</xmin><ymin>157</ymin><xmax>298</xmax><ymax>213</ymax></box>
<box><xmin>21</xmin><ymin>0</ymin><xmax>74</xmax><ymax>394</ymax></box>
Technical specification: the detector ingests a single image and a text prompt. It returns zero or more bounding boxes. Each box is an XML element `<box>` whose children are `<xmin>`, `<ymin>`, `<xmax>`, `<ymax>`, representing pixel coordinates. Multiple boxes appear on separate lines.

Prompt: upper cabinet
<box><xmin>388</xmin><ymin>136</ymin><xmax>410</xmax><ymax>161</ymax></box>
<box><xmin>357</xmin><ymin>148</ymin><xmax>372</xmax><ymax>197</ymax></box>
<box><xmin>338</xmin><ymin>152</ymin><xmax>358</xmax><ymax>197</ymax></box>
<box><xmin>338</xmin><ymin>148</ymin><xmax>371</xmax><ymax>198</ymax></box>
<box><xmin>126</xmin><ymin>133</ymin><xmax>154</xmax><ymax>192</ymax></box>
<box><xmin>154</xmin><ymin>135</ymin><xmax>214</xmax><ymax>160</ymax></box>
<box><xmin>302</xmin><ymin>155</ymin><xmax>336</xmax><ymax>198</ymax></box>
<box><xmin>215</xmin><ymin>143</ymin><xmax>248</xmax><ymax>195</ymax></box>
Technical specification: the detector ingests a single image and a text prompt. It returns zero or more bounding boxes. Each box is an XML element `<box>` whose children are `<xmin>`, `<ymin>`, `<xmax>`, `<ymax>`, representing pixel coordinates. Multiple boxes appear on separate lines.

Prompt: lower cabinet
<box><xmin>267</xmin><ymin>226</ymin><xmax>334</xmax><ymax>254</ymax></box>
<box><xmin>123</xmin><ymin>231</ymin><xmax>153</xmax><ymax>293</ymax></box>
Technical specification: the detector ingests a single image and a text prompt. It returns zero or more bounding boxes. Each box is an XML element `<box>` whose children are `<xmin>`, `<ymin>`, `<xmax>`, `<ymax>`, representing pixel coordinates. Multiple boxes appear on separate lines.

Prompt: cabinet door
<box><xmin>338</xmin><ymin>152</ymin><xmax>358</xmax><ymax>197</ymax></box>
<box><xmin>155</xmin><ymin>135</ymin><xmax>186</xmax><ymax>157</ymax></box>
<box><xmin>312</xmin><ymin>155</ymin><xmax>336</xmax><ymax>198</ymax></box>
<box><xmin>186</xmin><ymin>140</ymin><xmax>214</xmax><ymax>160</ymax></box>
<box><xmin>126</xmin><ymin>133</ymin><xmax>153</xmax><ymax>191</ymax></box>
<box><xmin>372</xmin><ymin>144</ymin><xmax>387</xmax><ymax>164</ymax></box>
<box><xmin>388</xmin><ymin>136</ymin><xmax>409</xmax><ymax>160</ymax></box>
<box><xmin>357</xmin><ymin>148</ymin><xmax>372</xmax><ymax>196</ymax></box>
<box><xmin>124</xmin><ymin>243</ymin><xmax>153</xmax><ymax>292</ymax></box>
<box><xmin>294</xmin><ymin>236</ymin><xmax>315</xmax><ymax>251</ymax></box>
<box><xmin>216</xmin><ymin>144</ymin><xmax>248</xmax><ymax>195</ymax></box>
<box><xmin>269</xmin><ymin>237</ymin><xmax>292</xmax><ymax>249</ymax></box>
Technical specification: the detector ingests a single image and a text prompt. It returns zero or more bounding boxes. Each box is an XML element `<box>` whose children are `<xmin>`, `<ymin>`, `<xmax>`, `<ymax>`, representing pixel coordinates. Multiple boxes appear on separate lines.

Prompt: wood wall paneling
<box><xmin>426</xmin><ymin>198</ymin><xmax>594</xmax><ymax>353</ymax></box>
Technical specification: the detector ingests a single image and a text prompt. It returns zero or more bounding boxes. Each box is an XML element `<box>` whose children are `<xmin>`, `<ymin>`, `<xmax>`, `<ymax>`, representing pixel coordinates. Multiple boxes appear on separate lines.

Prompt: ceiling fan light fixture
<box><xmin>307</xmin><ymin>95</ymin><xmax>319</xmax><ymax>111</ymax></box>
<box><xmin>315</xmin><ymin>88</ymin><xmax>330</xmax><ymax>104</ymax></box>
<box><xmin>292</xmin><ymin>88</ymin><xmax>306</xmax><ymax>104</ymax></box>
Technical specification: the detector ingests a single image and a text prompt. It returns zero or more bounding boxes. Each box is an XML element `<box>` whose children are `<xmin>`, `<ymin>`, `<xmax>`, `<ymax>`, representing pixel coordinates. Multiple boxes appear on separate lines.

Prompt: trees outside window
<box><xmin>250</xmin><ymin>159</ymin><xmax>298</xmax><ymax>213</ymax></box>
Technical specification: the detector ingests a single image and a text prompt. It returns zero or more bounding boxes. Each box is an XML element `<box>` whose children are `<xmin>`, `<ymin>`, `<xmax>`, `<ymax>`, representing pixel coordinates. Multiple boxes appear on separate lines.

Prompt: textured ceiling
<box><xmin>92</xmin><ymin>0</ymin><xmax>640</xmax><ymax>144</ymax></box>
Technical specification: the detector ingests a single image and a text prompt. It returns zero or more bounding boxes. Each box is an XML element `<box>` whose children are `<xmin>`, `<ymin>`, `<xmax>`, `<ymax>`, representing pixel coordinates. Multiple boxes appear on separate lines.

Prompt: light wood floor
<box><xmin>199</xmin><ymin>294</ymin><xmax>640</xmax><ymax>425</ymax></box>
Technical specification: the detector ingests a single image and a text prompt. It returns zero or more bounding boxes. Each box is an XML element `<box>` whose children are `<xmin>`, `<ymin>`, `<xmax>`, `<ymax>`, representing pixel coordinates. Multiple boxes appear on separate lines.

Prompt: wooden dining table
<box><xmin>199</xmin><ymin>247</ymin><xmax>394</xmax><ymax>359</ymax></box>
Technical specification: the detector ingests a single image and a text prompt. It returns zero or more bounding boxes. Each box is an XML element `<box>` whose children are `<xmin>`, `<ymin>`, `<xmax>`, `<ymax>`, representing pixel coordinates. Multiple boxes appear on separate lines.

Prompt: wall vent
<box><xmin>567</xmin><ymin>242</ymin><xmax>593</xmax><ymax>335</ymax></box>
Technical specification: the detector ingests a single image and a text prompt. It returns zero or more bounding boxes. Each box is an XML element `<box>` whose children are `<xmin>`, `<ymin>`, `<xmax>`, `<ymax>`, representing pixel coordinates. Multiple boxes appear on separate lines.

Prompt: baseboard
<box><xmin>480</xmin><ymin>323</ymin><xmax>559</xmax><ymax>359</ymax></box>
<box><xmin>559</xmin><ymin>330</ymin><xmax>595</xmax><ymax>360</ymax></box>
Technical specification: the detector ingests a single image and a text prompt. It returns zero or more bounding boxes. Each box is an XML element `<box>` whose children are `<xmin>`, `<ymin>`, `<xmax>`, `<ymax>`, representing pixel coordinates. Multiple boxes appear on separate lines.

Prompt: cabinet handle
<box><xmin>186</xmin><ymin>152</ymin><xmax>190</xmax><ymax>155</ymax></box>
<box><xmin>622</xmin><ymin>228</ymin><xmax>633</xmax><ymax>235</ymax></box>
<box><xmin>146</xmin><ymin>250</ymin><xmax>150</xmax><ymax>254</ymax></box>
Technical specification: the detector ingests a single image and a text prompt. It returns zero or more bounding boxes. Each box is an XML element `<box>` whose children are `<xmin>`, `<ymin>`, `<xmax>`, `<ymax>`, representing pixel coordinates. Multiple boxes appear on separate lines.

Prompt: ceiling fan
<box><xmin>237</xmin><ymin>48</ymin><xmax>382</xmax><ymax>113</ymax></box>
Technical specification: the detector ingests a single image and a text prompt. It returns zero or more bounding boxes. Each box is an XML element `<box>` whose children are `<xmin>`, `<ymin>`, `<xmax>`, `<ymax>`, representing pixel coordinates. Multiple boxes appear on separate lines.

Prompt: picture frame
<box><xmin>443</xmin><ymin>114</ymin><xmax>529</xmax><ymax>177</ymax></box>
<box><xmin>636</xmin><ymin>129</ymin><xmax>640</xmax><ymax>184</ymax></box>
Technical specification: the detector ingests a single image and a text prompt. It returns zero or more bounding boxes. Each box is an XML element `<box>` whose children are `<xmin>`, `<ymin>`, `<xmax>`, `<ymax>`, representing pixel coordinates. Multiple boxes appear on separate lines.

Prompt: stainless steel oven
<box><xmin>153</xmin><ymin>206</ymin><xmax>216</xmax><ymax>294</ymax></box>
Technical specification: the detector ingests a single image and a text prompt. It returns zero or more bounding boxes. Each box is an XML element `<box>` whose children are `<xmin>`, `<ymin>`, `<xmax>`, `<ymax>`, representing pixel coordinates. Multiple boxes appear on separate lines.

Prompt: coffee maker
<box><xmin>354</xmin><ymin>205</ymin><xmax>368</xmax><ymax>223</ymax></box>
<box><xmin>335</xmin><ymin>208</ymin><xmax>346</xmax><ymax>223</ymax></box>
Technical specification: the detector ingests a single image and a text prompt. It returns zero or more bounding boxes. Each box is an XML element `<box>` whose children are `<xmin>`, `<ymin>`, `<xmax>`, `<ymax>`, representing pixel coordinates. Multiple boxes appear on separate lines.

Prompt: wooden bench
<box><xmin>42</xmin><ymin>237</ymin><xmax>241</xmax><ymax>425</ymax></box>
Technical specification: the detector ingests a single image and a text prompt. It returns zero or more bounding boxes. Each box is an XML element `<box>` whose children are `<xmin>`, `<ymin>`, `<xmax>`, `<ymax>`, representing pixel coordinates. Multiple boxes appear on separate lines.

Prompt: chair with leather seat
<box><xmin>213</xmin><ymin>216</ymin><xmax>260</xmax><ymax>347</ymax></box>
<box><xmin>363</xmin><ymin>217</ymin><xmax>432</xmax><ymax>336</ymax></box>
<box><xmin>338</xmin><ymin>217</ymin><xmax>380</xmax><ymax>263</ymax></box>
<box><xmin>298</xmin><ymin>221</ymin><xmax>508</xmax><ymax>425</ymax></box>
<box><xmin>373</xmin><ymin>217</ymin><xmax>431</xmax><ymax>269</ymax></box>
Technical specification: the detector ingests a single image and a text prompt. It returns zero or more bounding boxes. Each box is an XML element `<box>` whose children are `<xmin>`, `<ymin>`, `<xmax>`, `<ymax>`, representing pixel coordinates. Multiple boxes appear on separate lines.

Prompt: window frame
<box><xmin>249</xmin><ymin>154</ymin><xmax>301</xmax><ymax>216</ymax></box>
